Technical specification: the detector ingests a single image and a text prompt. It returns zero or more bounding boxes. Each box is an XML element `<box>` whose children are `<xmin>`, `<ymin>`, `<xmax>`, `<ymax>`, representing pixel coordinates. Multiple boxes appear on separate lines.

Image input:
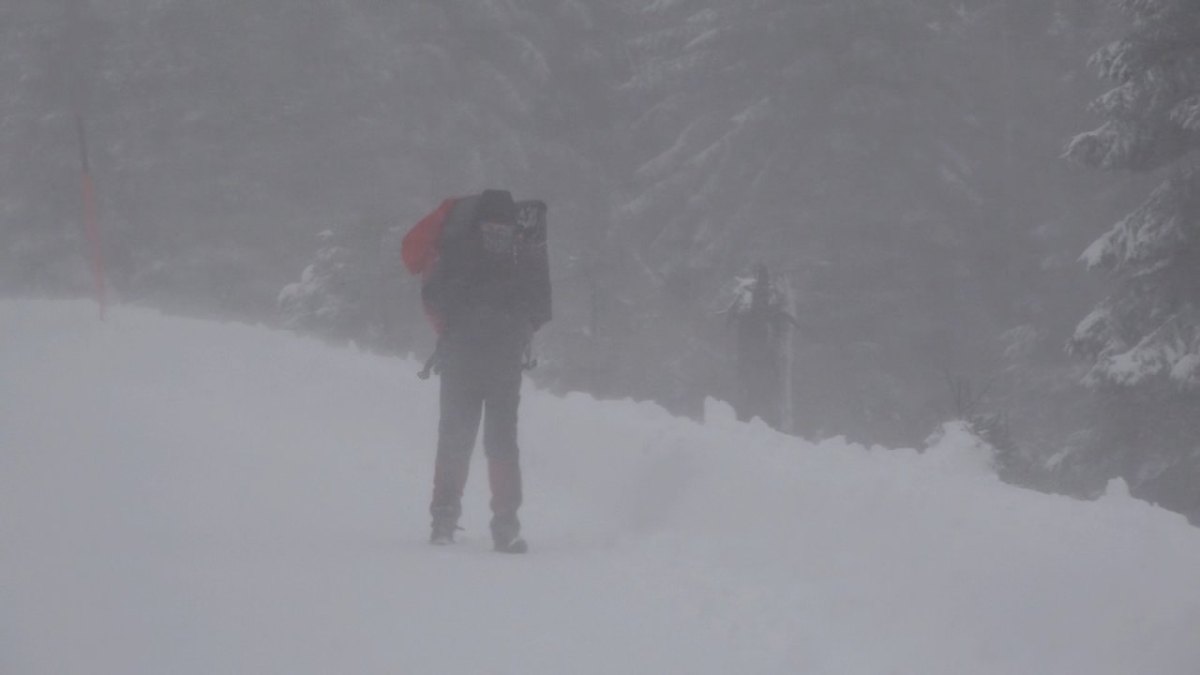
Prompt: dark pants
<box><xmin>429</xmin><ymin>331</ymin><xmax>525</xmax><ymax>541</ymax></box>
<box><xmin>735</xmin><ymin>352</ymin><xmax>781</xmax><ymax>428</ymax></box>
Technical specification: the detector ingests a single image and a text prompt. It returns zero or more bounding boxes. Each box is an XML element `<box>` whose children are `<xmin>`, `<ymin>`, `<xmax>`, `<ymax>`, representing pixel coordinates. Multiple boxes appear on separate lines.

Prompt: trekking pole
<box><xmin>522</xmin><ymin>339</ymin><xmax>538</xmax><ymax>371</ymax></box>
<box><xmin>418</xmin><ymin>340</ymin><xmax>442</xmax><ymax>380</ymax></box>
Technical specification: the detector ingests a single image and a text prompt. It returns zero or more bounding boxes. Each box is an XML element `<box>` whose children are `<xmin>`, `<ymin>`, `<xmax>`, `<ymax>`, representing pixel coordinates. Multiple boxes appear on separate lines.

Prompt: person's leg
<box><xmin>743</xmin><ymin>355</ymin><xmax>778</xmax><ymax>426</ymax></box>
<box><xmin>430</xmin><ymin>364</ymin><xmax>484</xmax><ymax>541</ymax></box>
<box><xmin>482</xmin><ymin>362</ymin><xmax>524</xmax><ymax>550</ymax></box>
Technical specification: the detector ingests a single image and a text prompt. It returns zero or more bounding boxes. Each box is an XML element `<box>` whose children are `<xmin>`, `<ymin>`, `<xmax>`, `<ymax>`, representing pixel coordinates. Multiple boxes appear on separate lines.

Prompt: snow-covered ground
<box><xmin>3</xmin><ymin>299</ymin><xmax>1199</xmax><ymax>675</ymax></box>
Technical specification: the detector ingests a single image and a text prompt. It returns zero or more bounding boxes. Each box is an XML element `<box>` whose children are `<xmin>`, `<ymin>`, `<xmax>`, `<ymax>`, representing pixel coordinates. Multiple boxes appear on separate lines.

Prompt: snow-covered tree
<box><xmin>1064</xmin><ymin>0</ymin><xmax>1200</xmax><ymax>522</ymax></box>
<box><xmin>279</xmin><ymin>230</ymin><xmax>365</xmax><ymax>342</ymax></box>
<box><xmin>1066</xmin><ymin>1</ymin><xmax>1200</xmax><ymax>387</ymax></box>
<box><xmin>279</xmin><ymin>219</ymin><xmax>406</xmax><ymax>350</ymax></box>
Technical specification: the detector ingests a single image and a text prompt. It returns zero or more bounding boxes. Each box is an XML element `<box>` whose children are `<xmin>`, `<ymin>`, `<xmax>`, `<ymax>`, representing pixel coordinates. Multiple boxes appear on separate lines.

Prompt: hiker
<box><xmin>402</xmin><ymin>189</ymin><xmax>551</xmax><ymax>553</ymax></box>
<box><xmin>726</xmin><ymin>264</ymin><xmax>796</xmax><ymax>428</ymax></box>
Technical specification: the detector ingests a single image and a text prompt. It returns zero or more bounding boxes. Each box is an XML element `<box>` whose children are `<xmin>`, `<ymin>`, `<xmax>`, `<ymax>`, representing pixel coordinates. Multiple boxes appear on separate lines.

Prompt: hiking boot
<box><xmin>430</xmin><ymin>522</ymin><xmax>459</xmax><ymax>546</ymax></box>
<box><xmin>493</xmin><ymin>534</ymin><xmax>528</xmax><ymax>554</ymax></box>
<box><xmin>490</xmin><ymin>512</ymin><xmax>525</xmax><ymax>553</ymax></box>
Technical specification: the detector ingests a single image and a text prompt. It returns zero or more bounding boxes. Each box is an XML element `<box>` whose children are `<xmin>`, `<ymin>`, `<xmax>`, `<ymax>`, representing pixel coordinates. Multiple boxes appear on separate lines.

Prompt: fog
<box><xmin>1</xmin><ymin>1</ymin><xmax>1197</xmax><ymax>523</ymax></box>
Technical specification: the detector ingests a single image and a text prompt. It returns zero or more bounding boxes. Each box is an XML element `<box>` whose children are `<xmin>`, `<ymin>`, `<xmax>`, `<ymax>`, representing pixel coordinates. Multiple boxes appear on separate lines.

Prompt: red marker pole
<box><xmin>75</xmin><ymin>110</ymin><xmax>106</xmax><ymax>319</ymax></box>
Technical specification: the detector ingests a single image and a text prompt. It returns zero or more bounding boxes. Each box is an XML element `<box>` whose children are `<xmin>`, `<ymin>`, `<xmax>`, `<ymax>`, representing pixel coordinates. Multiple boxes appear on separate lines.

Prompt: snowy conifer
<box><xmin>1065</xmin><ymin>0</ymin><xmax>1200</xmax><ymax>387</ymax></box>
<box><xmin>278</xmin><ymin>230</ymin><xmax>357</xmax><ymax>338</ymax></box>
<box><xmin>1064</xmin><ymin>0</ymin><xmax>1200</xmax><ymax>522</ymax></box>
<box><xmin>279</xmin><ymin>222</ymin><xmax>399</xmax><ymax>349</ymax></box>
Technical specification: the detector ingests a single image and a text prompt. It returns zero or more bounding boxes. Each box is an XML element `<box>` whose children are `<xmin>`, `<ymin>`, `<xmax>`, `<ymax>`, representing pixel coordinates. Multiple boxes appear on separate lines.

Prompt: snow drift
<box><xmin>2</xmin><ymin>299</ymin><xmax>1199</xmax><ymax>675</ymax></box>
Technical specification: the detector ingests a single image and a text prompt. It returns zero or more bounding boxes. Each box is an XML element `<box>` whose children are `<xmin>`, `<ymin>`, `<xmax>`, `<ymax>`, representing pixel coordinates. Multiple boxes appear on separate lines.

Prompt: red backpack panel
<box><xmin>402</xmin><ymin>198</ymin><xmax>456</xmax><ymax>279</ymax></box>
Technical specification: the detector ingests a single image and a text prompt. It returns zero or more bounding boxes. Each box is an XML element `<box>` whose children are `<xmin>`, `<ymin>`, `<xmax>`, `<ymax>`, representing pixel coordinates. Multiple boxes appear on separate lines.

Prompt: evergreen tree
<box><xmin>614</xmin><ymin>0</ymin><xmax>1013</xmax><ymax>441</ymax></box>
<box><xmin>278</xmin><ymin>217</ymin><xmax>405</xmax><ymax>350</ymax></box>
<box><xmin>943</xmin><ymin>0</ymin><xmax>1118</xmax><ymax>488</ymax></box>
<box><xmin>1065</xmin><ymin>0</ymin><xmax>1200</xmax><ymax>522</ymax></box>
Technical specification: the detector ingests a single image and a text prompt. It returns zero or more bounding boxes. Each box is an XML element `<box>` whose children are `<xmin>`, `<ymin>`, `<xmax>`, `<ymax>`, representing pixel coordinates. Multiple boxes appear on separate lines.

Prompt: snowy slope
<box><xmin>3</xmin><ymin>299</ymin><xmax>1199</xmax><ymax>675</ymax></box>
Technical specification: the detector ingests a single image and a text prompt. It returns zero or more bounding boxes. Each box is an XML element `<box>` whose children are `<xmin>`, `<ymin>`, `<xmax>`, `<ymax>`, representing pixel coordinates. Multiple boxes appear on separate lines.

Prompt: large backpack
<box><xmin>402</xmin><ymin>191</ymin><xmax>551</xmax><ymax>338</ymax></box>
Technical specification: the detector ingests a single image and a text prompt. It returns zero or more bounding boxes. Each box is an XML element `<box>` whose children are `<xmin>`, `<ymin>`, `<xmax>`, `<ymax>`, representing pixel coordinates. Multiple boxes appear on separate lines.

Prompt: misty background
<box><xmin>2</xmin><ymin>1</ymin><xmax>1197</xmax><ymax>524</ymax></box>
